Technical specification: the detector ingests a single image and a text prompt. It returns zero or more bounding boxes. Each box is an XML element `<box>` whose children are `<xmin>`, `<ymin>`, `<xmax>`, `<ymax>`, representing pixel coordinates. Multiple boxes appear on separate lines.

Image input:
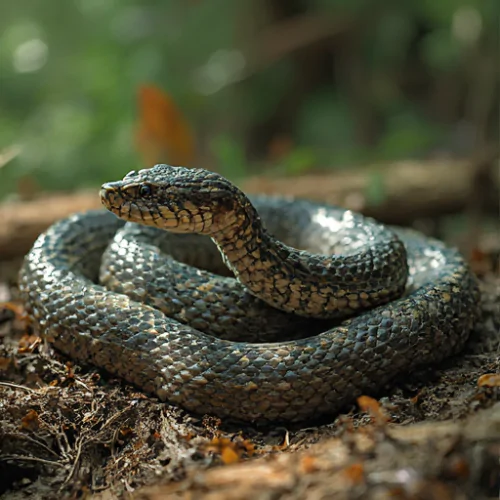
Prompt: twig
<box><xmin>96</xmin><ymin>404</ymin><xmax>134</xmax><ymax>433</ymax></box>
<box><xmin>72</xmin><ymin>377</ymin><xmax>93</xmax><ymax>392</ymax></box>
<box><xmin>0</xmin><ymin>454</ymin><xmax>66</xmax><ymax>468</ymax></box>
<box><xmin>0</xmin><ymin>145</ymin><xmax>22</xmax><ymax>169</ymax></box>
<box><xmin>0</xmin><ymin>381</ymin><xmax>35</xmax><ymax>393</ymax></box>
<box><xmin>2</xmin><ymin>432</ymin><xmax>60</xmax><ymax>458</ymax></box>
<box><xmin>62</xmin><ymin>435</ymin><xmax>84</xmax><ymax>486</ymax></box>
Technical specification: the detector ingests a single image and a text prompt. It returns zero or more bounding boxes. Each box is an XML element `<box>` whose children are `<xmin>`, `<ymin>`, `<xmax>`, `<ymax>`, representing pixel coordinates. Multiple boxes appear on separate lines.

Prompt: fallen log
<box><xmin>0</xmin><ymin>158</ymin><xmax>496</xmax><ymax>260</ymax></box>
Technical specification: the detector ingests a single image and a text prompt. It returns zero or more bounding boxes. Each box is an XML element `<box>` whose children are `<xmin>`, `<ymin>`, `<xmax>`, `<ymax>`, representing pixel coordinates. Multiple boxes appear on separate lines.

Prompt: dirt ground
<box><xmin>0</xmin><ymin>267</ymin><xmax>499</xmax><ymax>499</ymax></box>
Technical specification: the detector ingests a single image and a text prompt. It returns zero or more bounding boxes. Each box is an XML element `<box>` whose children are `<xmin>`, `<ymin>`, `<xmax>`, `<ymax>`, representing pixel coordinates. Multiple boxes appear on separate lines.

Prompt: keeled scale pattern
<box><xmin>19</xmin><ymin>197</ymin><xmax>480</xmax><ymax>423</ymax></box>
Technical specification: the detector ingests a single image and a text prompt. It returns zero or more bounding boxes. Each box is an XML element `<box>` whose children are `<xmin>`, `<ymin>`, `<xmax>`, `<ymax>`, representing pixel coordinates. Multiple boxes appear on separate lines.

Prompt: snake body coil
<box><xmin>19</xmin><ymin>165</ymin><xmax>480</xmax><ymax>423</ymax></box>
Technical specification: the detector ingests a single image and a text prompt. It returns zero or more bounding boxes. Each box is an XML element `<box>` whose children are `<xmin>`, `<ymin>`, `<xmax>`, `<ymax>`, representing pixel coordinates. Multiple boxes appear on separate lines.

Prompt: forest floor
<box><xmin>0</xmin><ymin>185</ymin><xmax>499</xmax><ymax>499</ymax></box>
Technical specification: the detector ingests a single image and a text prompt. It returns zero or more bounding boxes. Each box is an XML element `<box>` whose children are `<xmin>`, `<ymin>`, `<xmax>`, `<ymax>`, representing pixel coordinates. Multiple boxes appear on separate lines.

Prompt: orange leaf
<box><xmin>0</xmin><ymin>357</ymin><xmax>11</xmax><ymax>371</ymax></box>
<box><xmin>342</xmin><ymin>462</ymin><xmax>365</xmax><ymax>484</ymax></box>
<box><xmin>18</xmin><ymin>334</ymin><xmax>41</xmax><ymax>354</ymax></box>
<box><xmin>21</xmin><ymin>409</ymin><xmax>40</xmax><ymax>431</ymax></box>
<box><xmin>205</xmin><ymin>436</ymin><xmax>255</xmax><ymax>464</ymax></box>
<box><xmin>220</xmin><ymin>446</ymin><xmax>240</xmax><ymax>465</ymax></box>
<box><xmin>478</xmin><ymin>373</ymin><xmax>500</xmax><ymax>387</ymax></box>
<box><xmin>357</xmin><ymin>395</ymin><xmax>389</xmax><ymax>424</ymax></box>
<box><xmin>135</xmin><ymin>84</ymin><xmax>195</xmax><ymax>167</ymax></box>
<box><xmin>300</xmin><ymin>455</ymin><xmax>319</xmax><ymax>474</ymax></box>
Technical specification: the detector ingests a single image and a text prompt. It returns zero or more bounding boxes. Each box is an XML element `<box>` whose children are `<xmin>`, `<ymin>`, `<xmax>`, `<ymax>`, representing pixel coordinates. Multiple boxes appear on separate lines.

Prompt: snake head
<box><xmin>100</xmin><ymin>164</ymin><xmax>249</xmax><ymax>234</ymax></box>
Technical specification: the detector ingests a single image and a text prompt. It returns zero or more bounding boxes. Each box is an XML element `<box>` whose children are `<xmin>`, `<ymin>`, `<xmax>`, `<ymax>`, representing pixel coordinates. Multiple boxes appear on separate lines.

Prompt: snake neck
<box><xmin>211</xmin><ymin>197</ymin><xmax>290</xmax><ymax>291</ymax></box>
<box><xmin>209</xmin><ymin>198</ymin><xmax>323</xmax><ymax>316</ymax></box>
<box><xmin>212</xmin><ymin>198</ymin><xmax>268</xmax><ymax>271</ymax></box>
<box><xmin>209</xmin><ymin>195</ymin><xmax>408</xmax><ymax>318</ymax></box>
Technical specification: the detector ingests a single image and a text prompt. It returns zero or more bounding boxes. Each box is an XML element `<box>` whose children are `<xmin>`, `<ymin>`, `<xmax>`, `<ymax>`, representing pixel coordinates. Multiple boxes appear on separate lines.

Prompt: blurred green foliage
<box><xmin>0</xmin><ymin>0</ymin><xmax>498</xmax><ymax>199</ymax></box>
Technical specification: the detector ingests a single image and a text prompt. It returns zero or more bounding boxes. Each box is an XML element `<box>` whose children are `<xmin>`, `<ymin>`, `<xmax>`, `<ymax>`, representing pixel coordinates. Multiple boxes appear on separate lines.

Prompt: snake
<box><xmin>19</xmin><ymin>164</ymin><xmax>480</xmax><ymax>423</ymax></box>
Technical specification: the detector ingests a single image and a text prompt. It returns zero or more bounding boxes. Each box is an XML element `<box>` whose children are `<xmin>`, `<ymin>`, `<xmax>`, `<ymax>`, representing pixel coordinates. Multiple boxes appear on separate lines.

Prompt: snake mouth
<box><xmin>100</xmin><ymin>186</ymin><xmax>114</xmax><ymax>206</ymax></box>
<box><xmin>100</xmin><ymin>184</ymin><xmax>201</xmax><ymax>232</ymax></box>
<box><xmin>100</xmin><ymin>185</ymin><xmax>127</xmax><ymax>216</ymax></box>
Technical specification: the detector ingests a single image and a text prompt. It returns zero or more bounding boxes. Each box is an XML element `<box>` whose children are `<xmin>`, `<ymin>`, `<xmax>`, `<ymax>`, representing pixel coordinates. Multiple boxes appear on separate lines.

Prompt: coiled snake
<box><xmin>19</xmin><ymin>165</ymin><xmax>480</xmax><ymax>423</ymax></box>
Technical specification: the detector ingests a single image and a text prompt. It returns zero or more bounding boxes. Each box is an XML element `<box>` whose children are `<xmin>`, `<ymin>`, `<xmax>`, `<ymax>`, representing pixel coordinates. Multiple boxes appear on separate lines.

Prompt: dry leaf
<box><xmin>357</xmin><ymin>395</ymin><xmax>389</xmax><ymax>424</ymax></box>
<box><xmin>342</xmin><ymin>462</ymin><xmax>365</xmax><ymax>484</ymax></box>
<box><xmin>21</xmin><ymin>409</ymin><xmax>40</xmax><ymax>431</ymax></box>
<box><xmin>0</xmin><ymin>357</ymin><xmax>11</xmax><ymax>371</ymax></box>
<box><xmin>135</xmin><ymin>84</ymin><xmax>195</xmax><ymax>167</ymax></box>
<box><xmin>205</xmin><ymin>436</ymin><xmax>255</xmax><ymax>465</ymax></box>
<box><xmin>220</xmin><ymin>446</ymin><xmax>240</xmax><ymax>465</ymax></box>
<box><xmin>477</xmin><ymin>373</ymin><xmax>500</xmax><ymax>387</ymax></box>
<box><xmin>300</xmin><ymin>455</ymin><xmax>319</xmax><ymax>474</ymax></box>
<box><xmin>17</xmin><ymin>334</ymin><xmax>42</xmax><ymax>354</ymax></box>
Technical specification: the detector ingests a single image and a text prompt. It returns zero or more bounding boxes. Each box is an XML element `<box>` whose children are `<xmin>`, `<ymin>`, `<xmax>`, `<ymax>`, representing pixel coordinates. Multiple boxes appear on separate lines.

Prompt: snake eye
<box><xmin>139</xmin><ymin>184</ymin><xmax>152</xmax><ymax>197</ymax></box>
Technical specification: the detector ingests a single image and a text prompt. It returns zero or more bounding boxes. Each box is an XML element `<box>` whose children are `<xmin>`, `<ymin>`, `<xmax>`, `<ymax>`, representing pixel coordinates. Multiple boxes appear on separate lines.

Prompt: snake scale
<box><xmin>19</xmin><ymin>165</ymin><xmax>480</xmax><ymax>423</ymax></box>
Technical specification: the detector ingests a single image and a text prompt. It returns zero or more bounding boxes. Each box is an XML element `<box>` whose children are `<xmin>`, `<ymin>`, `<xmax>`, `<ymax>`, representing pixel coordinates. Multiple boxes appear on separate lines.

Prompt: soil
<box><xmin>0</xmin><ymin>265</ymin><xmax>499</xmax><ymax>500</ymax></box>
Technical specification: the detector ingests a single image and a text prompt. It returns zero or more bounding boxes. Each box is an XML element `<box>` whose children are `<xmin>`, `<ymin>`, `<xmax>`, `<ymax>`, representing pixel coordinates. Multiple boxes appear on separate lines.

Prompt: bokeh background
<box><xmin>0</xmin><ymin>0</ymin><xmax>498</xmax><ymax>201</ymax></box>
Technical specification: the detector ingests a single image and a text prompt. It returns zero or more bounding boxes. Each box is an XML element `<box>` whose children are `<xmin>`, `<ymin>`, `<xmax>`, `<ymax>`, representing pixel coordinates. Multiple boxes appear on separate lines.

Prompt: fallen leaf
<box><xmin>135</xmin><ymin>84</ymin><xmax>195</xmax><ymax>167</ymax></box>
<box><xmin>205</xmin><ymin>436</ymin><xmax>255</xmax><ymax>464</ymax></box>
<box><xmin>17</xmin><ymin>334</ymin><xmax>41</xmax><ymax>354</ymax></box>
<box><xmin>221</xmin><ymin>446</ymin><xmax>240</xmax><ymax>465</ymax></box>
<box><xmin>0</xmin><ymin>357</ymin><xmax>11</xmax><ymax>370</ymax></box>
<box><xmin>342</xmin><ymin>462</ymin><xmax>365</xmax><ymax>484</ymax></box>
<box><xmin>357</xmin><ymin>395</ymin><xmax>389</xmax><ymax>424</ymax></box>
<box><xmin>477</xmin><ymin>373</ymin><xmax>500</xmax><ymax>387</ymax></box>
<box><xmin>300</xmin><ymin>455</ymin><xmax>319</xmax><ymax>474</ymax></box>
<box><xmin>21</xmin><ymin>409</ymin><xmax>40</xmax><ymax>431</ymax></box>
